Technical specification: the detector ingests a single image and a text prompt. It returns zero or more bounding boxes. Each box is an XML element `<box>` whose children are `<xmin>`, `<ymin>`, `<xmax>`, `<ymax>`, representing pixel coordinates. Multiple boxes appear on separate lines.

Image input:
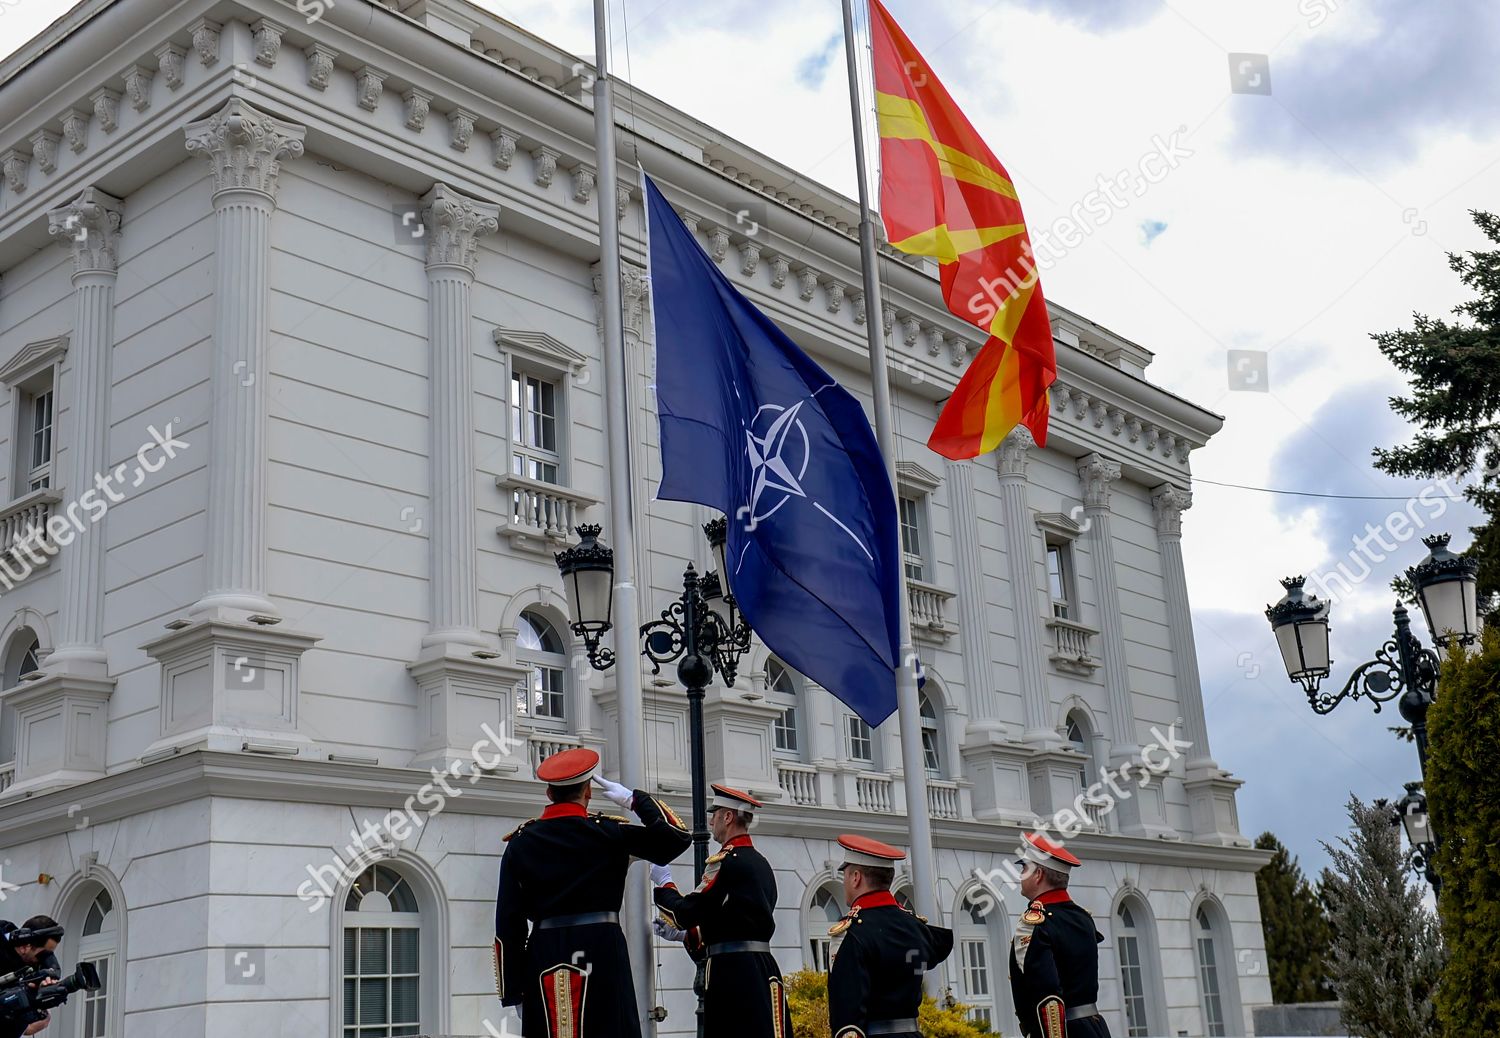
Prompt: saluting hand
<box><xmin>592</xmin><ymin>775</ymin><xmax>635</xmax><ymax>810</ymax></box>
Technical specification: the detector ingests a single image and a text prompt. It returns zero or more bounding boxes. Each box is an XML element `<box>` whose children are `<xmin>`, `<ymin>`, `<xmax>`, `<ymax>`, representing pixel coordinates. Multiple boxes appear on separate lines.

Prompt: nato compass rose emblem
<box><xmin>738</xmin><ymin>399</ymin><xmax>872</xmax><ymax>562</ymax></box>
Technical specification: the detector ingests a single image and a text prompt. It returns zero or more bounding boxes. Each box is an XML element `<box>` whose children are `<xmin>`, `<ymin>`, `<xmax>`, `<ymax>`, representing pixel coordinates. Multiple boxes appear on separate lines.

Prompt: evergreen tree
<box><xmin>1253</xmin><ymin>832</ymin><xmax>1334</xmax><ymax>1003</ymax></box>
<box><xmin>1372</xmin><ymin>208</ymin><xmax>1500</xmax><ymax>621</ymax></box>
<box><xmin>1428</xmin><ymin>627</ymin><xmax>1500</xmax><ymax>1035</ymax></box>
<box><xmin>1320</xmin><ymin>796</ymin><xmax>1444</xmax><ymax>1038</ymax></box>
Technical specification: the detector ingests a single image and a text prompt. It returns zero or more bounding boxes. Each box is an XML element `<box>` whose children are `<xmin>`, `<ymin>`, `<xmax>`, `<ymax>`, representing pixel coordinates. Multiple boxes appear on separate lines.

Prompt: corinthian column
<box><xmin>1077</xmin><ymin>453</ymin><xmax>1134</xmax><ymax>753</ymax></box>
<box><xmin>1151</xmin><ymin>484</ymin><xmax>1216</xmax><ymax>771</ymax></box>
<box><xmin>45</xmin><ymin>188</ymin><xmax>123</xmax><ymax>676</ymax></box>
<box><xmin>997</xmin><ymin>428</ymin><xmax>1055</xmax><ymax>746</ymax></box>
<box><xmin>420</xmin><ymin>183</ymin><xmax>499</xmax><ymax>649</ymax></box>
<box><xmin>184</xmin><ymin>98</ymin><xmax>305</xmax><ymax>619</ymax></box>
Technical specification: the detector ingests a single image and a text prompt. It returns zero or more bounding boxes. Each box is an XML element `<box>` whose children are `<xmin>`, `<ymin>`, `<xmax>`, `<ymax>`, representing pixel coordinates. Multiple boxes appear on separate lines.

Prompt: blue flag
<box><xmin>643</xmin><ymin>174</ymin><xmax>902</xmax><ymax>726</ymax></box>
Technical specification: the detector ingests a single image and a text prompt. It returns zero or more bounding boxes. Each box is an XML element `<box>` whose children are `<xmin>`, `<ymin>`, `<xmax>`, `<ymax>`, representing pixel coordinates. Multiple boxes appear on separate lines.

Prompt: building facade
<box><xmin>0</xmin><ymin>1</ymin><xmax>1270</xmax><ymax>1035</ymax></box>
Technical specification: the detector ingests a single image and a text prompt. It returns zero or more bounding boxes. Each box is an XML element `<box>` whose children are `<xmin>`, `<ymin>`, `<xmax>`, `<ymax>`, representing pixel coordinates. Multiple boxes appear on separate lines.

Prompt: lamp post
<box><xmin>1265</xmin><ymin>533</ymin><xmax>1479</xmax><ymax>891</ymax></box>
<box><xmin>556</xmin><ymin>519</ymin><xmax>752</xmax><ymax>1037</ymax></box>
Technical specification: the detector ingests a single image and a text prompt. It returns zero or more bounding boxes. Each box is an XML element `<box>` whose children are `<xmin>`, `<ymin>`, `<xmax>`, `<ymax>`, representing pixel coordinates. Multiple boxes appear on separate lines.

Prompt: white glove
<box><xmin>654</xmin><ymin>917</ymin><xmax>687</xmax><ymax>942</ymax></box>
<box><xmin>592</xmin><ymin>775</ymin><xmax>634</xmax><ymax>809</ymax></box>
<box><xmin>650</xmin><ymin>863</ymin><xmax>673</xmax><ymax>887</ymax></box>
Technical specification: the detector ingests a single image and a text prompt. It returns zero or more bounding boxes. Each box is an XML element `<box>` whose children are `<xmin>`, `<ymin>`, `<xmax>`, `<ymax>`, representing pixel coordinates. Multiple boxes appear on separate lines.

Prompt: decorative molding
<box><xmin>531</xmin><ymin>146</ymin><xmax>557</xmax><ymax>188</ymax></box>
<box><xmin>900</xmin><ymin>315</ymin><xmax>921</xmax><ymax>349</ymax></box>
<box><xmin>190</xmin><ymin>18</ymin><xmax>221</xmax><ymax>66</ymax></box>
<box><xmin>1151</xmin><ymin>483</ymin><xmax>1192</xmax><ymax>539</ymax></box>
<box><xmin>852</xmin><ymin>290</ymin><xmax>866</xmax><ymax>324</ymax></box>
<box><xmin>89</xmin><ymin>88</ymin><xmax>120</xmax><ymax>134</ymax></box>
<box><xmin>403</xmin><ymin>87</ymin><xmax>432</xmax><ymax>131</ymax></box>
<box><xmin>184</xmin><ymin>98</ymin><xmax>306</xmax><ymax>197</ymax></box>
<box><xmin>739</xmin><ymin>241</ymin><xmax>760</xmax><ymax>277</ymax></box>
<box><xmin>882</xmin><ymin>305</ymin><xmax>896</xmax><ymax>336</ymax></box>
<box><xmin>354</xmin><ymin>65</ymin><xmax>388</xmax><ymax>112</ymax></box>
<box><xmin>949</xmin><ymin>333</ymin><xmax>969</xmax><ymax>366</ymax></box>
<box><xmin>895</xmin><ymin>460</ymin><xmax>943</xmax><ymax>495</ymax></box>
<box><xmin>250</xmin><ymin>19</ymin><xmax>286</xmax><ymax>68</ymax></box>
<box><xmin>1077</xmin><ymin>452</ymin><xmax>1122</xmax><ymax>510</ymax></box>
<box><xmin>29</xmin><ymin>130</ymin><xmax>59</xmax><ymax>176</ymax></box>
<box><xmin>491</xmin><ymin>126</ymin><xmax>518</xmax><ymax>170</ymax></box>
<box><xmin>616</xmin><ymin>181</ymin><xmax>632</xmax><ymax>221</ymax></box>
<box><xmin>47</xmin><ymin>188</ymin><xmax>124</xmax><ymax>276</ymax></box>
<box><xmin>59</xmin><ymin>108</ymin><xmax>89</xmax><ymax>154</ymax></box>
<box><xmin>823</xmin><ymin>278</ymin><xmax>845</xmax><ymax>314</ymax></box>
<box><xmin>0</xmin><ymin>336</ymin><xmax>67</xmax><ymax>387</ymax></box>
<box><xmin>707</xmin><ymin>226</ymin><xmax>729</xmax><ymax>263</ymax></box>
<box><xmin>570</xmin><ymin>162</ymin><xmax>595</xmax><ymax>204</ymax></box>
<box><xmin>155</xmin><ymin>42</ymin><xmax>187</xmax><ymax>90</ymax></box>
<box><xmin>797</xmin><ymin>267</ymin><xmax>818</xmax><ymax>301</ymax></box>
<box><xmin>995</xmin><ymin>425</ymin><xmax>1035</xmax><ymax>479</ymax></box>
<box><xmin>449</xmin><ymin>108</ymin><xmax>476</xmax><ymax>152</ymax></box>
<box><xmin>419</xmin><ymin>182</ymin><xmax>500</xmax><ymax>272</ymax></box>
<box><xmin>0</xmin><ymin>150</ymin><xmax>29</xmax><ymax>195</ymax></box>
<box><xmin>925</xmin><ymin>324</ymin><xmax>945</xmax><ymax>358</ymax></box>
<box><xmin>122</xmin><ymin>64</ymin><xmax>153</xmax><ymax>112</ymax></box>
<box><xmin>493</xmin><ymin>329</ymin><xmax>587</xmax><ymax>373</ymax></box>
<box><xmin>304</xmin><ymin>44</ymin><xmax>337</xmax><ymax>90</ymax></box>
<box><xmin>768</xmin><ymin>252</ymin><xmax>789</xmax><ymax>289</ymax></box>
<box><xmin>1034</xmin><ymin>511</ymin><xmax>1085</xmax><ymax>541</ymax></box>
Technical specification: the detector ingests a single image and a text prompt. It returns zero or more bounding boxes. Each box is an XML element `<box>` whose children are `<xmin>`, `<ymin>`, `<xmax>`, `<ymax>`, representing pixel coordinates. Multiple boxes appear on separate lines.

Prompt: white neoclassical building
<box><xmin>0</xmin><ymin>1</ymin><xmax>1270</xmax><ymax>1036</ymax></box>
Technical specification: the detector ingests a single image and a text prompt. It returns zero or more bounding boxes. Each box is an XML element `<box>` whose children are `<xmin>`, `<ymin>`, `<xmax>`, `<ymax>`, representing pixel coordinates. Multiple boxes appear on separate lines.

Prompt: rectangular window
<box><xmin>1118</xmin><ymin>935</ymin><xmax>1149</xmax><ymax>1037</ymax></box>
<box><xmin>899</xmin><ymin>495</ymin><xmax>926</xmax><ymax>581</ymax></box>
<box><xmin>344</xmin><ymin>926</ymin><xmax>421</xmax><ymax>1037</ymax></box>
<box><xmin>810</xmin><ymin>937</ymin><xmax>833</xmax><ymax>973</ymax></box>
<box><xmin>1198</xmin><ymin>937</ymin><xmax>1226</xmax><ymax>1036</ymax></box>
<box><xmin>1046</xmin><ymin>541</ymin><xmax>1074</xmax><ymax>620</ymax></box>
<box><xmin>25</xmin><ymin>388</ymin><xmax>53</xmax><ymax>493</ymax></box>
<box><xmin>921</xmin><ymin>728</ymin><xmax>940</xmax><ymax>774</ymax></box>
<box><xmin>511</xmin><ymin>372</ymin><xmax>561</xmax><ymax>485</ymax></box>
<box><xmin>516</xmin><ymin>666</ymin><xmax>566</xmax><ymax>721</ymax></box>
<box><xmin>847</xmin><ymin>716</ymin><xmax>873</xmax><ymax>762</ymax></box>
<box><xmin>82</xmin><ymin>956</ymin><xmax>109</xmax><ymax>1037</ymax></box>
<box><xmin>961</xmin><ymin>938</ymin><xmax>989</xmax><ymax>997</ymax></box>
<box><xmin>773</xmin><ymin>707</ymin><xmax>798</xmax><ymax>753</ymax></box>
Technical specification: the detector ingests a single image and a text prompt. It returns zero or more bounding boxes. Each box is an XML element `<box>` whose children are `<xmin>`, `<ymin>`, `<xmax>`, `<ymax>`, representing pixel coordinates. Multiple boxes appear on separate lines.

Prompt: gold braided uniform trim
<box><xmin>653</xmin><ymin>796</ymin><xmax>689</xmax><ymax>834</ymax></box>
<box><xmin>493</xmin><ymin>939</ymin><xmax>504</xmax><ymax>999</ymax></box>
<box><xmin>834</xmin><ymin>1028</ymin><xmax>866</xmax><ymax>1038</ymax></box>
<box><xmin>769</xmin><ymin>977</ymin><xmax>787</xmax><ymax>1038</ymax></box>
<box><xmin>1038</xmin><ymin>994</ymin><xmax>1066</xmax><ymax>1038</ymax></box>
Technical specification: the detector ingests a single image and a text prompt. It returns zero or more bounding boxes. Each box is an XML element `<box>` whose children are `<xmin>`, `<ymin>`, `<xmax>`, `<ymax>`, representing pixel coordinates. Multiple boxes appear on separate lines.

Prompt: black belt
<box><xmin>706</xmin><ymin>940</ymin><xmax>771</xmax><ymax>956</ymax></box>
<box><xmin>1066</xmin><ymin>1003</ymin><xmax>1101</xmax><ymax>1021</ymax></box>
<box><xmin>867</xmin><ymin>1019</ymin><xmax>919</xmax><ymax>1035</ymax></box>
<box><xmin>535</xmin><ymin>911</ymin><xmax>620</xmax><ymax>930</ymax></box>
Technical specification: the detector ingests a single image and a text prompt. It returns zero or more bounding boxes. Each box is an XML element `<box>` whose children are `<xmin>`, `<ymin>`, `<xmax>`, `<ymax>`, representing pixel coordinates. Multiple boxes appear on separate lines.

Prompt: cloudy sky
<box><xmin>5</xmin><ymin>0</ymin><xmax>1497</xmax><ymax>879</ymax></box>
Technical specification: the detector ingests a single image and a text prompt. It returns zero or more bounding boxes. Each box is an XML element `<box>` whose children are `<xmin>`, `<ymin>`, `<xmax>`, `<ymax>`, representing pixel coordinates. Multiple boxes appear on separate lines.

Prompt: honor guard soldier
<box><xmin>650</xmin><ymin>784</ymin><xmax>794</xmax><ymax>1038</ymax></box>
<box><xmin>494</xmin><ymin>747</ymin><xmax>691</xmax><ymax>1038</ymax></box>
<box><xmin>1008</xmin><ymin>833</ymin><xmax>1112</xmax><ymax>1038</ymax></box>
<box><xmin>827</xmin><ymin>834</ymin><xmax>953</xmax><ymax>1038</ymax></box>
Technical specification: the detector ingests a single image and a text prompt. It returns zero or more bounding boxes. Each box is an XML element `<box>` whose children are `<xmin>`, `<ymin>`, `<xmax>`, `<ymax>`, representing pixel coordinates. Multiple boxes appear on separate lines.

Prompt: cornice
<box><xmin>0</xmin><ymin>750</ymin><xmax>1271</xmax><ymax>875</ymax></box>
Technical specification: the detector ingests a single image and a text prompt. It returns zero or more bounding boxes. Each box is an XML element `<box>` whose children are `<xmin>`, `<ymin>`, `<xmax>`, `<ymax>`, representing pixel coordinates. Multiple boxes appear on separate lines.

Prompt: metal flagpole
<box><xmin>839</xmin><ymin>0</ymin><xmax>941</xmax><ymax>993</ymax></box>
<box><xmin>592</xmin><ymin>2</ymin><xmax>656</xmax><ymax>1030</ymax></box>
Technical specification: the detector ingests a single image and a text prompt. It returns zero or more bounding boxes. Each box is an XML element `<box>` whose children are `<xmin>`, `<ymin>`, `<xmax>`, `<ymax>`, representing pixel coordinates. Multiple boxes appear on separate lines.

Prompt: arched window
<box><xmin>76</xmin><ymin>890</ymin><xmax>115</xmax><ymax>1037</ymax></box>
<box><xmin>808</xmin><ymin>885</ymin><xmax>845</xmax><ymax>972</ymax></box>
<box><xmin>1066</xmin><ymin>709</ymin><xmax>1108</xmax><ymax>832</ymax></box>
<box><xmin>919</xmin><ymin>693</ymin><xmax>941</xmax><ymax>775</ymax></box>
<box><xmin>515</xmin><ymin>610</ymin><xmax>567</xmax><ymax>728</ymax></box>
<box><xmin>955</xmin><ymin>894</ymin><xmax>1014</xmax><ymax>1030</ymax></box>
<box><xmin>344</xmin><ymin>864</ymin><xmax>422</xmax><ymax>1037</ymax></box>
<box><xmin>766</xmin><ymin>658</ymin><xmax>802</xmax><ymax>759</ymax></box>
<box><xmin>1116</xmin><ymin>902</ymin><xmax>1150</xmax><ymax>1037</ymax></box>
<box><xmin>1</xmin><ymin>630</ymin><xmax>40</xmax><ymax>767</ymax></box>
<box><xmin>50</xmin><ymin>882</ymin><xmax>122</xmax><ymax>1038</ymax></box>
<box><xmin>1195</xmin><ymin>904</ymin><xmax>1240</xmax><ymax>1037</ymax></box>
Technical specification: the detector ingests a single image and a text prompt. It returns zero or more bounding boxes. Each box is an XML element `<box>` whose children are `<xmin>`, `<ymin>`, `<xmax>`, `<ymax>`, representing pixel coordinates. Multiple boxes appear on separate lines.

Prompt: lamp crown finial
<box><xmin>1421</xmin><ymin>532</ymin><xmax>1451</xmax><ymax>551</ymax></box>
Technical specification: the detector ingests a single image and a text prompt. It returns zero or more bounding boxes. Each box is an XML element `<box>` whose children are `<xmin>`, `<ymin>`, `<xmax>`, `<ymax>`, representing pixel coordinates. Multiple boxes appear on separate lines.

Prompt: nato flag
<box><xmin>643</xmin><ymin>174</ymin><xmax>902</xmax><ymax>726</ymax></box>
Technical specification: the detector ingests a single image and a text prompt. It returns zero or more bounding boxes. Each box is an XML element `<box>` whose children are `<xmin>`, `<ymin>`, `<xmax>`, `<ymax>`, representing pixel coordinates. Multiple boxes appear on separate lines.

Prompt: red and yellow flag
<box><xmin>870</xmin><ymin>0</ymin><xmax>1055</xmax><ymax>458</ymax></box>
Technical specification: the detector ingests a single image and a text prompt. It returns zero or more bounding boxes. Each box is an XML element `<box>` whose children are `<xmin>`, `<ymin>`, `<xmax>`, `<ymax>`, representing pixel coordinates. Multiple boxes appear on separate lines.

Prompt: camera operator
<box><xmin>0</xmin><ymin>916</ymin><xmax>62</xmax><ymax>1037</ymax></box>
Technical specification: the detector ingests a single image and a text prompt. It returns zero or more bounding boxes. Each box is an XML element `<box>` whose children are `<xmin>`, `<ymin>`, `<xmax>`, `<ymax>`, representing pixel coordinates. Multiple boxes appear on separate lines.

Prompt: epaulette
<box><xmin>706</xmin><ymin>850</ymin><xmax>728</xmax><ymax>865</ymax></box>
<box><xmin>828</xmin><ymin>905</ymin><xmax>861</xmax><ymax>937</ymax></box>
<box><xmin>503</xmin><ymin>819</ymin><xmax>535</xmax><ymax>843</ymax></box>
<box><xmin>1021</xmin><ymin>899</ymin><xmax>1046</xmax><ymax>926</ymax></box>
<box><xmin>591</xmin><ymin>812</ymin><xmax>631</xmax><ymax>824</ymax></box>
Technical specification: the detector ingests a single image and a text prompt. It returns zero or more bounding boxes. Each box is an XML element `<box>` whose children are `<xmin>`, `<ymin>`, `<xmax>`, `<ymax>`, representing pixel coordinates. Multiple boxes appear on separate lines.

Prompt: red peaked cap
<box><xmin>710</xmin><ymin>783</ymin><xmax>763</xmax><ymax>810</ymax></box>
<box><xmin>837</xmin><ymin>833</ymin><xmax>907</xmax><ymax>869</ymax></box>
<box><xmin>535</xmin><ymin>747</ymin><xmax>600</xmax><ymax>786</ymax></box>
<box><xmin>1021</xmin><ymin>831</ymin><xmax>1082</xmax><ymax>869</ymax></box>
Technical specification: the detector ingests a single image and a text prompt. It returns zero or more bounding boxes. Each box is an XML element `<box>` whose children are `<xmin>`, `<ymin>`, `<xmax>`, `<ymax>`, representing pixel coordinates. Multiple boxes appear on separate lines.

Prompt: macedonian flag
<box><xmin>870</xmin><ymin>0</ymin><xmax>1055</xmax><ymax>458</ymax></box>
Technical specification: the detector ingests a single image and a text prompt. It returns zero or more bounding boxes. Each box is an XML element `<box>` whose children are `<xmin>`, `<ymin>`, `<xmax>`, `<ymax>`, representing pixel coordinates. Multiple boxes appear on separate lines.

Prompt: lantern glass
<box><xmin>701</xmin><ymin>571</ymin><xmax>733</xmax><ymax>631</ymax></box>
<box><xmin>1409</xmin><ymin>533</ymin><xmax>1480</xmax><ymax>647</ymax></box>
<box><xmin>703</xmin><ymin>518</ymin><xmax>730</xmax><ymax>600</ymax></box>
<box><xmin>556</xmin><ymin>525</ymin><xmax>614</xmax><ymax>634</ymax></box>
<box><xmin>1397</xmin><ymin>784</ymin><xmax>1430</xmax><ymax>848</ymax></box>
<box><xmin>1276</xmin><ymin>617</ymin><xmax>1330</xmax><ymax>680</ymax></box>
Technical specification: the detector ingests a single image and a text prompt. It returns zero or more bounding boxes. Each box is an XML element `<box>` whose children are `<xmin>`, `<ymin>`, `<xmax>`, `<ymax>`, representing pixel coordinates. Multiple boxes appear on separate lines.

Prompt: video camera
<box><xmin>0</xmin><ymin>923</ymin><xmax>101</xmax><ymax>1028</ymax></box>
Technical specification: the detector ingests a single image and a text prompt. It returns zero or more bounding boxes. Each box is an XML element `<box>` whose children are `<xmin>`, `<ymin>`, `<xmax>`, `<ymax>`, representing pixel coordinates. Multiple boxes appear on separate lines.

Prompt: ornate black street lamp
<box><xmin>556</xmin><ymin>519</ymin><xmax>753</xmax><ymax>1038</ymax></box>
<box><xmin>1392</xmin><ymin>781</ymin><xmax>1439</xmax><ymax>895</ymax></box>
<box><xmin>1265</xmin><ymin>533</ymin><xmax>1479</xmax><ymax>892</ymax></box>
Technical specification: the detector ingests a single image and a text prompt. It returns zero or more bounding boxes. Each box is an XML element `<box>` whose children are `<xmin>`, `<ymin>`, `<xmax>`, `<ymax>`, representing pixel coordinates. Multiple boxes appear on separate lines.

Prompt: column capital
<box><xmin>996</xmin><ymin>425</ymin><xmax>1035</xmax><ymax>479</ymax></box>
<box><xmin>1151</xmin><ymin>483</ymin><xmax>1193</xmax><ymax>538</ymax></box>
<box><xmin>1077</xmin><ymin>452</ymin><xmax>1122</xmax><ymax>510</ymax></box>
<box><xmin>420</xmin><ymin>183</ymin><xmax>500</xmax><ymax>273</ymax></box>
<box><xmin>47</xmin><ymin>187</ymin><xmax>124</xmax><ymax>276</ymax></box>
<box><xmin>592</xmin><ymin>260</ymin><xmax>651</xmax><ymax>339</ymax></box>
<box><xmin>184</xmin><ymin>97</ymin><xmax>305</xmax><ymax>198</ymax></box>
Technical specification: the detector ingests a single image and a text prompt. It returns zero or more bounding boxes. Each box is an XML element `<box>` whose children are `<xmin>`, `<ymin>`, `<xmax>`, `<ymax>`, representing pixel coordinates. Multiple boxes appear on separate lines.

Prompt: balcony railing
<box><xmin>525</xmin><ymin>731</ymin><xmax>582</xmax><ymax>773</ymax></box>
<box><xmin>906</xmin><ymin>578</ymin><xmax>957</xmax><ymax>641</ymax></box>
<box><xmin>0</xmin><ymin>488</ymin><xmax>63</xmax><ymax>572</ymax></box>
<box><xmin>1046</xmin><ymin>617</ymin><xmax>1101</xmax><ymax>675</ymax></box>
<box><xmin>1080</xmin><ymin>796</ymin><xmax>1112</xmax><ymax>833</ymax></box>
<box><xmin>927</xmin><ymin>779</ymin><xmax>961</xmax><ymax>819</ymax></box>
<box><xmin>855</xmin><ymin>772</ymin><xmax>894</xmax><ymax>813</ymax></box>
<box><xmin>496</xmin><ymin>474</ymin><xmax>597</xmax><ymax>553</ymax></box>
<box><xmin>0</xmin><ymin>762</ymin><xmax>13</xmax><ymax>794</ymax></box>
<box><xmin>775</xmin><ymin>761</ymin><xmax>821</xmax><ymax>806</ymax></box>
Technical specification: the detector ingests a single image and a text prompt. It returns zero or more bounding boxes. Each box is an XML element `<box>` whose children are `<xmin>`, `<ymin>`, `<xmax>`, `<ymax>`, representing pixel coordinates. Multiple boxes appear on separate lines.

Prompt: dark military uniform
<box><xmin>494</xmin><ymin>792</ymin><xmax>690</xmax><ymax>1038</ymax></box>
<box><xmin>828</xmin><ymin>891</ymin><xmax>954</xmax><ymax>1038</ymax></box>
<box><xmin>1008</xmin><ymin>890</ymin><xmax>1112</xmax><ymax>1038</ymax></box>
<box><xmin>654</xmin><ymin>833</ymin><xmax>793</xmax><ymax>1038</ymax></box>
